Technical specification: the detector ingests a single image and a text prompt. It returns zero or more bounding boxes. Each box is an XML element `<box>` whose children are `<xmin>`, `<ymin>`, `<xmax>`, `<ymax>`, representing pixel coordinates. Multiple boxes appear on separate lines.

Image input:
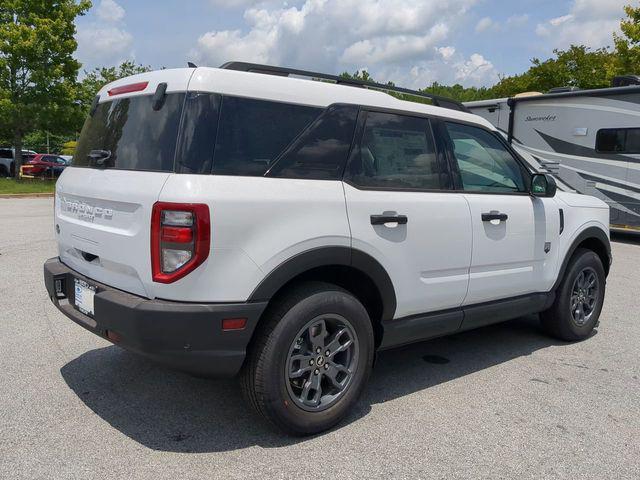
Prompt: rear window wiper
<box><xmin>88</xmin><ymin>150</ymin><xmax>113</xmax><ymax>168</ymax></box>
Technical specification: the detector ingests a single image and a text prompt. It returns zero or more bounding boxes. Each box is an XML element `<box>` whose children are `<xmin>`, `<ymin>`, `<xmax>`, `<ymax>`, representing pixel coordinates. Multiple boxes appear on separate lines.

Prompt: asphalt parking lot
<box><xmin>1</xmin><ymin>197</ymin><xmax>638</xmax><ymax>480</ymax></box>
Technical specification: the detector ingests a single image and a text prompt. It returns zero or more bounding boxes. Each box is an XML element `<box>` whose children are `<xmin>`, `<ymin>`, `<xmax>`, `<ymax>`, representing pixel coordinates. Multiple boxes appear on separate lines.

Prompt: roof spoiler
<box><xmin>219</xmin><ymin>61</ymin><xmax>471</xmax><ymax>113</ymax></box>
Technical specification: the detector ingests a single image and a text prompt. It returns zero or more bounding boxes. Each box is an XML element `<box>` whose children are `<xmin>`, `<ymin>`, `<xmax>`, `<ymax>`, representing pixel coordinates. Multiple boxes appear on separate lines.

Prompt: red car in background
<box><xmin>22</xmin><ymin>154</ymin><xmax>70</xmax><ymax>177</ymax></box>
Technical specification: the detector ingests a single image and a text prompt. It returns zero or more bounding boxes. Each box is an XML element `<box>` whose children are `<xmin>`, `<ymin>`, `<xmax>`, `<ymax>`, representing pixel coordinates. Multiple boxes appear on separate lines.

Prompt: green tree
<box><xmin>77</xmin><ymin>60</ymin><xmax>151</xmax><ymax>116</ymax></box>
<box><xmin>614</xmin><ymin>4</ymin><xmax>640</xmax><ymax>74</ymax></box>
<box><xmin>0</xmin><ymin>0</ymin><xmax>91</xmax><ymax>174</ymax></box>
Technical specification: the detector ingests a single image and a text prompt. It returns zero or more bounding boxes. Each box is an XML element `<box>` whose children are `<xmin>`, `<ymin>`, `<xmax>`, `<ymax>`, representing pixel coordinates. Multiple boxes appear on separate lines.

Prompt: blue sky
<box><xmin>75</xmin><ymin>0</ymin><xmax>631</xmax><ymax>88</ymax></box>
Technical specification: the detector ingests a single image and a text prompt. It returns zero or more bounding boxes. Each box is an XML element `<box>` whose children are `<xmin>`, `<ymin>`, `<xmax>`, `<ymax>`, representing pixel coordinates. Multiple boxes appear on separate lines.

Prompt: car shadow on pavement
<box><xmin>60</xmin><ymin>314</ymin><xmax>570</xmax><ymax>452</ymax></box>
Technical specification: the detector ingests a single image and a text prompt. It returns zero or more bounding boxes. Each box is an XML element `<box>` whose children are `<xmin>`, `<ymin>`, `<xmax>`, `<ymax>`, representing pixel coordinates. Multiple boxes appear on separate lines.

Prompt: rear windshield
<box><xmin>73</xmin><ymin>93</ymin><xmax>185</xmax><ymax>171</ymax></box>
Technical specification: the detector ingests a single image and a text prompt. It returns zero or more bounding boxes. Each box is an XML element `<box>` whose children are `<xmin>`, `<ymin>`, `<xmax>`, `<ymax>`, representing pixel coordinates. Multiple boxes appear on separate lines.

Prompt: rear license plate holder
<box><xmin>74</xmin><ymin>278</ymin><xmax>96</xmax><ymax>317</ymax></box>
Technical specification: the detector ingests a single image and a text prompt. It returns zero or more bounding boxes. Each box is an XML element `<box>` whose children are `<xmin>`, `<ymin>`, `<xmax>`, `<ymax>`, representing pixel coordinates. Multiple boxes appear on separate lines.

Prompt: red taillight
<box><xmin>108</xmin><ymin>81</ymin><xmax>149</xmax><ymax>96</ymax></box>
<box><xmin>161</xmin><ymin>226</ymin><xmax>193</xmax><ymax>243</ymax></box>
<box><xmin>151</xmin><ymin>202</ymin><xmax>210</xmax><ymax>283</ymax></box>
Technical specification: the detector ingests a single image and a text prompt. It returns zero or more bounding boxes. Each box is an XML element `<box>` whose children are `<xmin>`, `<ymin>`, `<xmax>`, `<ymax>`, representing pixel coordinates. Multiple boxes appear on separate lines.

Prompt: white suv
<box><xmin>44</xmin><ymin>62</ymin><xmax>611</xmax><ymax>435</ymax></box>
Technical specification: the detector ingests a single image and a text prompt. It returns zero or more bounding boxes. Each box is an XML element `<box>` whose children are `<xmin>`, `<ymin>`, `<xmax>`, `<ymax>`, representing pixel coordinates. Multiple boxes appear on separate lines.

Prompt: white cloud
<box><xmin>191</xmin><ymin>0</ymin><xmax>498</xmax><ymax>87</ymax></box>
<box><xmin>76</xmin><ymin>0</ymin><xmax>133</xmax><ymax>69</ymax></box>
<box><xmin>536</xmin><ymin>0</ymin><xmax>627</xmax><ymax>50</ymax></box>
<box><xmin>454</xmin><ymin>53</ymin><xmax>496</xmax><ymax>84</ymax></box>
<box><xmin>437</xmin><ymin>46</ymin><xmax>456</xmax><ymax>60</ymax></box>
<box><xmin>475</xmin><ymin>17</ymin><xmax>494</xmax><ymax>33</ymax></box>
<box><xmin>96</xmin><ymin>0</ymin><xmax>125</xmax><ymax>23</ymax></box>
<box><xmin>506</xmin><ymin>14</ymin><xmax>529</xmax><ymax>27</ymax></box>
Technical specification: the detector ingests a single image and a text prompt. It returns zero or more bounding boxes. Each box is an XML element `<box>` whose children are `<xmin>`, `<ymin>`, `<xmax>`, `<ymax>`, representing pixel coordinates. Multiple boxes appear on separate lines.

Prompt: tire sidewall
<box><xmin>260</xmin><ymin>289</ymin><xmax>374</xmax><ymax>434</ymax></box>
<box><xmin>556</xmin><ymin>249</ymin><xmax>606</xmax><ymax>338</ymax></box>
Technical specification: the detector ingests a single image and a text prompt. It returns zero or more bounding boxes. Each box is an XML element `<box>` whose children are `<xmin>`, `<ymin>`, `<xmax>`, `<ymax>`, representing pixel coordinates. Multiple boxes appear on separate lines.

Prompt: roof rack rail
<box><xmin>219</xmin><ymin>61</ymin><xmax>470</xmax><ymax>113</ymax></box>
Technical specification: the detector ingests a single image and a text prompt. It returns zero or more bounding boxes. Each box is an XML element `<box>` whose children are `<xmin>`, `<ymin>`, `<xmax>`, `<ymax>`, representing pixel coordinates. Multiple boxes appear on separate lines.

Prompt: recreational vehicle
<box><xmin>465</xmin><ymin>76</ymin><xmax>640</xmax><ymax>230</ymax></box>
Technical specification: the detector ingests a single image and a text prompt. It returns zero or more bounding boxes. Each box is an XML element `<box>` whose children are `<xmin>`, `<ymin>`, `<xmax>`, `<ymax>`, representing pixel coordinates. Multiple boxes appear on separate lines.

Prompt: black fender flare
<box><xmin>248</xmin><ymin>246</ymin><xmax>397</xmax><ymax>321</ymax></box>
<box><xmin>553</xmin><ymin>226</ymin><xmax>611</xmax><ymax>291</ymax></box>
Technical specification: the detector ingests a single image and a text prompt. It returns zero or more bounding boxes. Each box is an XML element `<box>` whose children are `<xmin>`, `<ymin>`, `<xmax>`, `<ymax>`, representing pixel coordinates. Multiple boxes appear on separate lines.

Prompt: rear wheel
<box><xmin>541</xmin><ymin>248</ymin><xmax>606</xmax><ymax>341</ymax></box>
<box><xmin>0</xmin><ymin>165</ymin><xmax>8</xmax><ymax>178</ymax></box>
<box><xmin>241</xmin><ymin>282</ymin><xmax>374</xmax><ymax>435</ymax></box>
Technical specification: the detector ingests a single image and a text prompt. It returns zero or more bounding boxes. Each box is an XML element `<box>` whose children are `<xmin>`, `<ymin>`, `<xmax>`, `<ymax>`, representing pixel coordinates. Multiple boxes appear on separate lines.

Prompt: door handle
<box><xmin>481</xmin><ymin>211</ymin><xmax>508</xmax><ymax>222</ymax></box>
<box><xmin>370</xmin><ymin>214</ymin><xmax>408</xmax><ymax>225</ymax></box>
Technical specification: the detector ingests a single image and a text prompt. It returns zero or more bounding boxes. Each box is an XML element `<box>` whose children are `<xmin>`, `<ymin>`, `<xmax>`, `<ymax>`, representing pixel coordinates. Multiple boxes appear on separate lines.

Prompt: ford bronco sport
<box><xmin>44</xmin><ymin>62</ymin><xmax>611</xmax><ymax>435</ymax></box>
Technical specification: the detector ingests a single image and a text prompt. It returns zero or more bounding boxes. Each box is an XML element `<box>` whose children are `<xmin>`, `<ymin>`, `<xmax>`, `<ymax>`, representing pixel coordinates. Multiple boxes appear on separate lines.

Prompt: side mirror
<box><xmin>530</xmin><ymin>173</ymin><xmax>557</xmax><ymax>197</ymax></box>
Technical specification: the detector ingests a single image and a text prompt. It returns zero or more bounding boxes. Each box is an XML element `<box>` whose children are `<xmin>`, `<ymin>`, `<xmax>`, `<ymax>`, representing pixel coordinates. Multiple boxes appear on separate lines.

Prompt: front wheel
<box><xmin>541</xmin><ymin>248</ymin><xmax>606</xmax><ymax>341</ymax></box>
<box><xmin>241</xmin><ymin>282</ymin><xmax>374</xmax><ymax>435</ymax></box>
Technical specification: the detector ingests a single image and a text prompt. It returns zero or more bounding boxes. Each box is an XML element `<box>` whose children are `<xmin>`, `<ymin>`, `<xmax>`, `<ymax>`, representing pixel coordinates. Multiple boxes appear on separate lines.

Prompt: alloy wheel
<box><xmin>570</xmin><ymin>267</ymin><xmax>599</xmax><ymax>326</ymax></box>
<box><xmin>285</xmin><ymin>314</ymin><xmax>359</xmax><ymax>412</ymax></box>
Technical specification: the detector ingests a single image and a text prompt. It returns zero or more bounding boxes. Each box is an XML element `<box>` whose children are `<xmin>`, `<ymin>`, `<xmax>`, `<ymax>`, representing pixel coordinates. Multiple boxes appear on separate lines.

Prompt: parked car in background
<box><xmin>0</xmin><ymin>148</ymin><xmax>37</xmax><ymax>177</ymax></box>
<box><xmin>22</xmin><ymin>154</ymin><xmax>69</xmax><ymax>178</ymax></box>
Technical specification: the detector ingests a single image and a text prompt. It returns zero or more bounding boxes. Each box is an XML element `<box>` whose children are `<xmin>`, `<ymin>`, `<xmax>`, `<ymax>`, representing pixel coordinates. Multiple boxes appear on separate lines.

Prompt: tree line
<box><xmin>0</xmin><ymin>1</ymin><xmax>639</xmax><ymax>173</ymax></box>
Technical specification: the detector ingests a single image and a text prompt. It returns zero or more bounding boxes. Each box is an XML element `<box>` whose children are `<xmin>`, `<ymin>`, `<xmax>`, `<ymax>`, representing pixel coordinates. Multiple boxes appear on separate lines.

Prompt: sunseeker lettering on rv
<box><xmin>63</xmin><ymin>198</ymin><xmax>113</xmax><ymax>222</ymax></box>
<box><xmin>525</xmin><ymin>115</ymin><xmax>557</xmax><ymax>122</ymax></box>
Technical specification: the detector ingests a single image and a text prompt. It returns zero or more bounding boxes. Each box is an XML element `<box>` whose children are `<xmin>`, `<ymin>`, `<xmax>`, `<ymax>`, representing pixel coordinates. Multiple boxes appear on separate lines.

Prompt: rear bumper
<box><xmin>44</xmin><ymin>258</ymin><xmax>267</xmax><ymax>377</ymax></box>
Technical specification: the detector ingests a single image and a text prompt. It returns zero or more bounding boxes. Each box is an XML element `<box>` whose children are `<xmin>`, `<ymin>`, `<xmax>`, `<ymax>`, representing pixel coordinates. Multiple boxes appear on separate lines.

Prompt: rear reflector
<box><xmin>222</xmin><ymin>318</ymin><xmax>247</xmax><ymax>331</ymax></box>
<box><xmin>106</xmin><ymin>330</ymin><xmax>123</xmax><ymax>343</ymax></box>
<box><xmin>108</xmin><ymin>82</ymin><xmax>149</xmax><ymax>96</ymax></box>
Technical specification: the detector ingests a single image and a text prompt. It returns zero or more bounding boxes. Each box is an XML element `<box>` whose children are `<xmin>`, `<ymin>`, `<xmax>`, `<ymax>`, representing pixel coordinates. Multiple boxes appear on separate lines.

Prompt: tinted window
<box><xmin>0</xmin><ymin>150</ymin><xmax>11</xmax><ymax>159</ymax></box>
<box><xmin>268</xmin><ymin>104</ymin><xmax>358</xmax><ymax>180</ymax></box>
<box><xmin>212</xmin><ymin>96</ymin><xmax>321</xmax><ymax>176</ymax></box>
<box><xmin>74</xmin><ymin>93</ymin><xmax>185</xmax><ymax>171</ymax></box>
<box><xmin>347</xmin><ymin>111</ymin><xmax>447</xmax><ymax>190</ymax></box>
<box><xmin>445</xmin><ymin>122</ymin><xmax>525</xmax><ymax>193</ymax></box>
<box><xmin>596</xmin><ymin>128</ymin><xmax>640</xmax><ymax>154</ymax></box>
<box><xmin>176</xmin><ymin>92</ymin><xmax>221</xmax><ymax>174</ymax></box>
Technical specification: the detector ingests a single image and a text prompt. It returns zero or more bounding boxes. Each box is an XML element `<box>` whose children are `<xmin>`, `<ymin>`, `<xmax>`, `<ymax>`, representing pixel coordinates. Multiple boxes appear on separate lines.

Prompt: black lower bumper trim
<box><xmin>44</xmin><ymin>258</ymin><xmax>267</xmax><ymax>377</ymax></box>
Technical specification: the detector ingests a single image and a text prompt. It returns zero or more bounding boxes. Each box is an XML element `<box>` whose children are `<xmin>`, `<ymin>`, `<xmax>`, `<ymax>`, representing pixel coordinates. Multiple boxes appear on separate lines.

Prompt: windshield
<box><xmin>73</xmin><ymin>93</ymin><xmax>185</xmax><ymax>171</ymax></box>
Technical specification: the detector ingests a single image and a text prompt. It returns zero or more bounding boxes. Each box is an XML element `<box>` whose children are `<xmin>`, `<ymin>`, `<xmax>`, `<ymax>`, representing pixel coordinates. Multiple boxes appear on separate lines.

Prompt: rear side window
<box><xmin>596</xmin><ymin>128</ymin><xmax>640</xmax><ymax>154</ymax></box>
<box><xmin>175</xmin><ymin>92</ymin><xmax>221</xmax><ymax>174</ymax></box>
<box><xmin>74</xmin><ymin>93</ymin><xmax>185</xmax><ymax>171</ymax></box>
<box><xmin>212</xmin><ymin>96</ymin><xmax>321</xmax><ymax>176</ymax></box>
<box><xmin>346</xmin><ymin>111</ymin><xmax>448</xmax><ymax>190</ymax></box>
<box><xmin>268</xmin><ymin>104</ymin><xmax>358</xmax><ymax>180</ymax></box>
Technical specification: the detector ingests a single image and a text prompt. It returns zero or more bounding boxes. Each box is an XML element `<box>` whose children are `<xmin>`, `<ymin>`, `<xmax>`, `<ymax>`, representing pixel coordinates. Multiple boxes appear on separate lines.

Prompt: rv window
<box><xmin>212</xmin><ymin>96</ymin><xmax>321</xmax><ymax>176</ymax></box>
<box><xmin>346</xmin><ymin>111</ymin><xmax>449</xmax><ymax>190</ymax></box>
<box><xmin>596</xmin><ymin>128</ymin><xmax>640</xmax><ymax>154</ymax></box>
<box><xmin>444</xmin><ymin>122</ymin><xmax>526</xmax><ymax>193</ymax></box>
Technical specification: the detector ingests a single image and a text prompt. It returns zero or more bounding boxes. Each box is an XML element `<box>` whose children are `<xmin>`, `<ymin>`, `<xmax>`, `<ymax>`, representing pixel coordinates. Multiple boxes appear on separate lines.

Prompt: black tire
<box><xmin>240</xmin><ymin>281</ymin><xmax>374</xmax><ymax>435</ymax></box>
<box><xmin>541</xmin><ymin>248</ymin><xmax>606</xmax><ymax>341</ymax></box>
<box><xmin>0</xmin><ymin>165</ymin><xmax>8</xmax><ymax>178</ymax></box>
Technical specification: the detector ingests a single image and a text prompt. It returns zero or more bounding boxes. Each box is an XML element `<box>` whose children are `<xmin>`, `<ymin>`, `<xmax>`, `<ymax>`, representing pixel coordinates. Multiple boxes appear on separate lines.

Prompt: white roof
<box><xmin>99</xmin><ymin>67</ymin><xmax>495</xmax><ymax>130</ymax></box>
<box><xmin>464</xmin><ymin>98</ymin><xmax>509</xmax><ymax>108</ymax></box>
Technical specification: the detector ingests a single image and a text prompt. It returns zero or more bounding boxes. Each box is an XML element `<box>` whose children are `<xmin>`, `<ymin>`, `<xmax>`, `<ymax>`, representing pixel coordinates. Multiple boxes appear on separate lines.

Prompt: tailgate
<box><xmin>56</xmin><ymin>168</ymin><xmax>169</xmax><ymax>298</ymax></box>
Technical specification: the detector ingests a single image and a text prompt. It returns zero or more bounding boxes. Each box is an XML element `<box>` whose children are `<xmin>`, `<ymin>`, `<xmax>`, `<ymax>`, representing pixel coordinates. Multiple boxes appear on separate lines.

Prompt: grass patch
<box><xmin>0</xmin><ymin>178</ymin><xmax>56</xmax><ymax>195</ymax></box>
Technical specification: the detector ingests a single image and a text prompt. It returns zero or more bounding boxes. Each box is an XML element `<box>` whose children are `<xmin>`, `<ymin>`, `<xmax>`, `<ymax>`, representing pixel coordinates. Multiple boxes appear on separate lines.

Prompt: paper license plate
<box><xmin>74</xmin><ymin>278</ymin><xmax>96</xmax><ymax>317</ymax></box>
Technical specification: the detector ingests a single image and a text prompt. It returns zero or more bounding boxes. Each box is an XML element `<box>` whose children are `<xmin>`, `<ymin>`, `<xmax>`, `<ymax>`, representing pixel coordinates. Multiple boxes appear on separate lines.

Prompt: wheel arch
<box><xmin>247</xmin><ymin>246</ymin><xmax>397</xmax><ymax>346</ymax></box>
<box><xmin>553</xmin><ymin>226</ymin><xmax>611</xmax><ymax>291</ymax></box>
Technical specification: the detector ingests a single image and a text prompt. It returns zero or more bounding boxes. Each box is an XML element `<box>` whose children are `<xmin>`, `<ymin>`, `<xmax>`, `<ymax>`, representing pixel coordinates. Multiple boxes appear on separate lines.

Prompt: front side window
<box><xmin>445</xmin><ymin>122</ymin><xmax>526</xmax><ymax>193</ymax></box>
<box><xmin>347</xmin><ymin>111</ymin><xmax>448</xmax><ymax>190</ymax></box>
<box><xmin>212</xmin><ymin>96</ymin><xmax>321</xmax><ymax>176</ymax></box>
<box><xmin>596</xmin><ymin>128</ymin><xmax>640</xmax><ymax>154</ymax></box>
